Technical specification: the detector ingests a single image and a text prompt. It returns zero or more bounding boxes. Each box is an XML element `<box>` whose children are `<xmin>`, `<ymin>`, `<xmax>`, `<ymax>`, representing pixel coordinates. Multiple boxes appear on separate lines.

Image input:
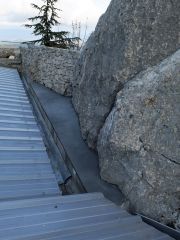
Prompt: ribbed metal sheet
<box><xmin>0</xmin><ymin>67</ymin><xmax>60</xmax><ymax>201</ymax></box>
<box><xmin>0</xmin><ymin>193</ymin><xmax>173</xmax><ymax>240</ymax></box>
<box><xmin>0</xmin><ymin>67</ymin><xmax>173</xmax><ymax>240</ymax></box>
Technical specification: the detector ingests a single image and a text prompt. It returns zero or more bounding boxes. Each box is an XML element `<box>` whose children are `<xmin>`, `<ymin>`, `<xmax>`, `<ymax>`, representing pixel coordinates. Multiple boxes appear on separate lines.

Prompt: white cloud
<box><xmin>61</xmin><ymin>0</ymin><xmax>109</xmax><ymax>25</ymax></box>
<box><xmin>0</xmin><ymin>0</ymin><xmax>110</xmax><ymax>41</ymax></box>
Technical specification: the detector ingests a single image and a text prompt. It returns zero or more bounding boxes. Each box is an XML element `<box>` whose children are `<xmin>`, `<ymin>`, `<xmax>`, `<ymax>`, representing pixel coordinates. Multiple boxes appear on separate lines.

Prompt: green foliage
<box><xmin>25</xmin><ymin>0</ymin><xmax>75</xmax><ymax>48</ymax></box>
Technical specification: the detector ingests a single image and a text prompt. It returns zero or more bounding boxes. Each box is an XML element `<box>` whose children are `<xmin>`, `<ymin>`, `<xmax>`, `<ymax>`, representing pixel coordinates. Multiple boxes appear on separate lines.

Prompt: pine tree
<box><xmin>25</xmin><ymin>0</ymin><xmax>72</xmax><ymax>48</ymax></box>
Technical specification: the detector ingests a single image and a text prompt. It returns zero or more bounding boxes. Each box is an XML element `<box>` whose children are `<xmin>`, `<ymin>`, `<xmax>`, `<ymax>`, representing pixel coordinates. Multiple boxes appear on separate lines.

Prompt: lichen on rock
<box><xmin>72</xmin><ymin>0</ymin><xmax>180</xmax><ymax>149</ymax></box>
<box><xmin>97</xmin><ymin>50</ymin><xmax>180</xmax><ymax>228</ymax></box>
<box><xmin>21</xmin><ymin>45</ymin><xmax>79</xmax><ymax>96</ymax></box>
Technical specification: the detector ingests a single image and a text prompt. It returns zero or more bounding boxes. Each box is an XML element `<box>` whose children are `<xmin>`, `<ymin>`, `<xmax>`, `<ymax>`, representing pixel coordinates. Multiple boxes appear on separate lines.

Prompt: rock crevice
<box><xmin>45</xmin><ymin>0</ymin><xmax>180</xmax><ymax>228</ymax></box>
<box><xmin>98</xmin><ymin>50</ymin><xmax>180</xmax><ymax>227</ymax></box>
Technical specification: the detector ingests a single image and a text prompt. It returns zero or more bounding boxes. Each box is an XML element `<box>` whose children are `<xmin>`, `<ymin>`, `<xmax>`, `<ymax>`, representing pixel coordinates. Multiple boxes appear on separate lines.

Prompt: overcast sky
<box><xmin>0</xmin><ymin>0</ymin><xmax>111</xmax><ymax>42</ymax></box>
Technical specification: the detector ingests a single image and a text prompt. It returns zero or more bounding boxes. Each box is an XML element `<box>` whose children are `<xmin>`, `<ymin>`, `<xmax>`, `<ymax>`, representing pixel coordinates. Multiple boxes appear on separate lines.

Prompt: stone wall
<box><xmin>0</xmin><ymin>47</ymin><xmax>21</xmax><ymax>69</ymax></box>
<box><xmin>21</xmin><ymin>45</ymin><xmax>80</xmax><ymax>96</ymax></box>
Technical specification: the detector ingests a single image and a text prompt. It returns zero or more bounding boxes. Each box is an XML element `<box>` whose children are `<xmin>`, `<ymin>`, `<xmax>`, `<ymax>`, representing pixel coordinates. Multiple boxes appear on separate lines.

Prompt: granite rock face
<box><xmin>73</xmin><ymin>0</ymin><xmax>180</xmax><ymax>149</ymax></box>
<box><xmin>21</xmin><ymin>45</ymin><xmax>79</xmax><ymax>96</ymax></box>
<box><xmin>98</xmin><ymin>50</ymin><xmax>180</xmax><ymax>228</ymax></box>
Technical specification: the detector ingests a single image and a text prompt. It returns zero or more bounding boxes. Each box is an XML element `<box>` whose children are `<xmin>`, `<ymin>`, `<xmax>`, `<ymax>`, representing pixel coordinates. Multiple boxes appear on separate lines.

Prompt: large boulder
<box><xmin>73</xmin><ymin>0</ymin><xmax>180</xmax><ymax>149</ymax></box>
<box><xmin>98</xmin><ymin>50</ymin><xmax>180</xmax><ymax>228</ymax></box>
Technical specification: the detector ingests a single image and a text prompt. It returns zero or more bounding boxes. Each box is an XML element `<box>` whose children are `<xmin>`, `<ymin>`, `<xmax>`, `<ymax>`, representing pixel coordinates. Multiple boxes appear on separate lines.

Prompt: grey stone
<box><xmin>0</xmin><ymin>47</ymin><xmax>20</xmax><ymax>59</ymax></box>
<box><xmin>21</xmin><ymin>45</ymin><xmax>79</xmax><ymax>96</ymax></box>
<box><xmin>0</xmin><ymin>47</ymin><xmax>21</xmax><ymax>69</ymax></box>
<box><xmin>72</xmin><ymin>0</ymin><xmax>180</xmax><ymax>149</ymax></box>
<box><xmin>97</xmin><ymin>50</ymin><xmax>180</xmax><ymax>228</ymax></box>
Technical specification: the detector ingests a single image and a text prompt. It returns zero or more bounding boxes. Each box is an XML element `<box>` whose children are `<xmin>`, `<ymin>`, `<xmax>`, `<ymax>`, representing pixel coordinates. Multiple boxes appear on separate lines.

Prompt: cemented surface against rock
<box><xmin>98</xmin><ymin>50</ymin><xmax>180</xmax><ymax>228</ymax></box>
<box><xmin>19</xmin><ymin>0</ymin><xmax>180</xmax><ymax>229</ymax></box>
<box><xmin>73</xmin><ymin>0</ymin><xmax>180</xmax><ymax>149</ymax></box>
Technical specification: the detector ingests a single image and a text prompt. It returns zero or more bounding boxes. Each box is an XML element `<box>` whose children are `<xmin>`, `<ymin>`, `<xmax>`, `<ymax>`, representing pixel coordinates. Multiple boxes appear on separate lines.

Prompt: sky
<box><xmin>0</xmin><ymin>0</ymin><xmax>111</xmax><ymax>42</ymax></box>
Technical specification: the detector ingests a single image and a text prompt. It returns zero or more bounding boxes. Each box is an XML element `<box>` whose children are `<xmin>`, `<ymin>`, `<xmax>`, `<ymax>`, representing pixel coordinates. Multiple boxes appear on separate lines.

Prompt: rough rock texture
<box><xmin>98</xmin><ymin>50</ymin><xmax>180</xmax><ymax>228</ymax></box>
<box><xmin>0</xmin><ymin>47</ymin><xmax>21</xmax><ymax>69</ymax></box>
<box><xmin>21</xmin><ymin>45</ymin><xmax>79</xmax><ymax>96</ymax></box>
<box><xmin>0</xmin><ymin>47</ymin><xmax>20</xmax><ymax>58</ymax></box>
<box><xmin>73</xmin><ymin>0</ymin><xmax>180</xmax><ymax>149</ymax></box>
<box><xmin>0</xmin><ymin>58</ymin><xmax>21</xmax><ymax>69</ymax></box>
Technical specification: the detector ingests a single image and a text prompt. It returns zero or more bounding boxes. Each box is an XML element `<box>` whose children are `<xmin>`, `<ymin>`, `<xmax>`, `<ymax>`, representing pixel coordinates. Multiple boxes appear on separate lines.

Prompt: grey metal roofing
<box><xmin>0</xmin><ymin>66</ymin><xmax>173</xmax><ymax>239</ymax></box>
<box><xmin>0</xmin><ymin>67</ymin><xmax>60</xmax><ymax>202</ymax></box>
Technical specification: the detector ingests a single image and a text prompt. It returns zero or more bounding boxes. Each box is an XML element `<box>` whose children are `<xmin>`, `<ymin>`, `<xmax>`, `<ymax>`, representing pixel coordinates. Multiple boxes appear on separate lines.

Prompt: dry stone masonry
<box><xmin>0</xmin><ymin>47</ymin><xmax>21</xmax><ymax>69</ymax></box>
<box><xmin>0</xmin><ymin>47</ymin><xmax>20</xmax><ymax>58</ymax></box>
<box><xmin>21</xmin><ymin>45</ymin><xmax>79</xmax><ymax>96</ymax></box>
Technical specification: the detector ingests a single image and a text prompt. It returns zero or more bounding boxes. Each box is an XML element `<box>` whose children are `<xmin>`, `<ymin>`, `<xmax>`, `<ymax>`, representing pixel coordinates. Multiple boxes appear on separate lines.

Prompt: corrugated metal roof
<box><xmin>0</xmin><ymin>67</ymin><xmax>173</xmax><ymax>239</ymax></box>
<box><xmin>0</xmin><ymin>67</ymin><xmax>60</xmax><ymax>201</ymax></box>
